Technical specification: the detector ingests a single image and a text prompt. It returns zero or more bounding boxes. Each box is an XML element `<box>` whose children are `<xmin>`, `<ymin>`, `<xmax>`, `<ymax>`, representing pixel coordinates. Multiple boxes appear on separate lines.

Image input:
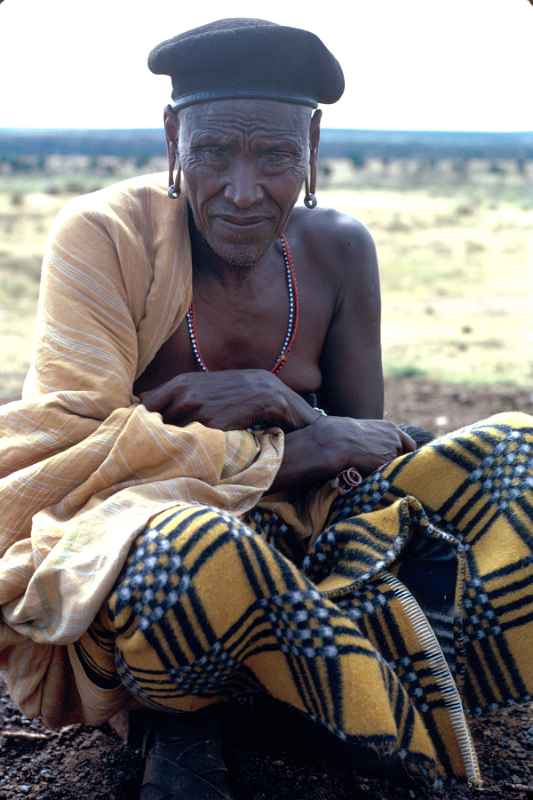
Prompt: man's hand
<box><xmin>271</xmin><ymin>416</ymin><xmax>416</xmax><ymax>492</ymax></box>
<box><xmin>310</xmin><ymin>416</ymin><xmax>416</xmax><ymax>475</ymax></box>
<box><xmin>139</xmin><ymin>370</ymin><xmax>319</xmax><ymax>431</ymax></box>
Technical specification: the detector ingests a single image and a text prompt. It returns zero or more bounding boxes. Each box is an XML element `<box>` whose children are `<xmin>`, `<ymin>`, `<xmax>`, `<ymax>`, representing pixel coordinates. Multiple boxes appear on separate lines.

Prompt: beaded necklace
<box><xmin>185</xmin><ymin>234</ymin><xmax>300</xmax><ymax>375</ymax></box>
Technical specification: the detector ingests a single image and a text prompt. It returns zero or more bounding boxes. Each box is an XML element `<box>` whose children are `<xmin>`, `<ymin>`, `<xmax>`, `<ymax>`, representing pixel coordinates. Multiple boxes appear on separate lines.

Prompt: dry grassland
<box><xmin>328</xmin><ymin>187</ymin><xmax>533</xmax><ymax>386</ymax></box>
<box><xmin>0</xmin><ymin>176</ymin><xmax>532</xmax><ymax>400</ymax></box>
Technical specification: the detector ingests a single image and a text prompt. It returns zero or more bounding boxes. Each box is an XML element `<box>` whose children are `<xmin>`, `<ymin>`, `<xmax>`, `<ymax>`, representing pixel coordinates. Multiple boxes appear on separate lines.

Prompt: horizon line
<box><xmin>1</xmin><ymin>127</ymin><xmax>533</xmax><ymax>136</ymax></box>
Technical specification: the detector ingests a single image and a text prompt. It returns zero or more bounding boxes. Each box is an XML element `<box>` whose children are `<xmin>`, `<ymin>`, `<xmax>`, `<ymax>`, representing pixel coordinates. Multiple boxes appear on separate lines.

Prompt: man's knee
<box><xmin>116</xmin><ymin>506</ymin><xmax>245</xmax><ymax>596</ymax></box>
<box><xmin>146</xmin><ymin>503</ymin><xmax>250</xmax><ymax>554</ymax></box>
<box><xmin>110</xmin><ymin>504</ymin><xmax>253</xmax><ymax>630</ymax></box>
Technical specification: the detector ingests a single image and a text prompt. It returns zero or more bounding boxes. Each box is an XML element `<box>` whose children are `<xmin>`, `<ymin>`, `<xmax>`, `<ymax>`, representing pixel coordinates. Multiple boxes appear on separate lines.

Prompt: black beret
<box><xmin>148</xmin><ymin>18</ymin><xmax>344</xmax><ymax>111</ymax></box>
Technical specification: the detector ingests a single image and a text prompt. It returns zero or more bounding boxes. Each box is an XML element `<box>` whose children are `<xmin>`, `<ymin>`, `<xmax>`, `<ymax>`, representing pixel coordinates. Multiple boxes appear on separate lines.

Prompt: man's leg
<box><xmin>314</xmin><ymin>412</ymin><xmax>533</xmax><ymax>716</ymax></box>
<box><xmin>95</xmin><ymin>502</ymin><xmax>445</xmax><ymax>784</ymax></box>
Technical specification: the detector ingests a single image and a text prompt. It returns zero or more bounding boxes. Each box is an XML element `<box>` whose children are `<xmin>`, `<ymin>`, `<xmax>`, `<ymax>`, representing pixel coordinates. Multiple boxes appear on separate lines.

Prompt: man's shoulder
<box><xmin>55</xmin><ymin>173</ymin><xmax>168</xmax><ymax>227</ymax></box>
<box><xmin>66</xmin><ymin>172</ymin><xmax>166</xmax><ymax>211</ymax></box>
<box><xmin>50</xmin><ymin>172</ymin><xmax>183</xmax><ymax>249</ymax></box>
<box><xmin>293</xmin><ymin>203</ymin><xmax>373</xmax><ymax>240</ymax></box>
<box><xmin>288</xmin><ymin>205</ymin><xmax>377</xmax><ymax>283</ymax></box>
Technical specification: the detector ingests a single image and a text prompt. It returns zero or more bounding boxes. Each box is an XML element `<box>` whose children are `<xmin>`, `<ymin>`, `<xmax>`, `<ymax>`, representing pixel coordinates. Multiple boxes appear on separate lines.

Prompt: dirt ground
<box><xmin>0</xmin><ymin>376</ymin><xmax>532</xmax><ymax>800</ymax></box>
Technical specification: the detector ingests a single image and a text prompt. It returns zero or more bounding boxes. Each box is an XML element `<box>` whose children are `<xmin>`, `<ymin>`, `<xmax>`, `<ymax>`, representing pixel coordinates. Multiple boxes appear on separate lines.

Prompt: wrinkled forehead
<box><xmin>178</xmin><ymin>98</ymin><xmax>312</xmax><ymax>138</ymax></box>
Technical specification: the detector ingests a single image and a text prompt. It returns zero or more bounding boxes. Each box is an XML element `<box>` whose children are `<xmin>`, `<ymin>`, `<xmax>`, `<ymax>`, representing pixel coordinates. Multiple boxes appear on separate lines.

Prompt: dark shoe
<box><xmin>136</xmin><ymin>709</ymin><xmax>234</xmax><ymax>800</ymax></box>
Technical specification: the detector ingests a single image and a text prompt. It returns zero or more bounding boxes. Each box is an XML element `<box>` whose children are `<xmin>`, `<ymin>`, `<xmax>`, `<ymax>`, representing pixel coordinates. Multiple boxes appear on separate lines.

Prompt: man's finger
<box><xmin>398</xmin><ymin>429</ymin><xmax>417</xmax><ymax>453</ymax></box>
<box><xmin>139</xmin><ymin>387</ymin><xmax>169</xmax><ymax>412</ymax></box>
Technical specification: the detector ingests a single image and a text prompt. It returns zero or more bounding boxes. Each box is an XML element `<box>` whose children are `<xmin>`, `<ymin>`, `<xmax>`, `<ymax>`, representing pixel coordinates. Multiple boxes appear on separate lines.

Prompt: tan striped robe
<box><xmin>0</xmin><ymin>174</ymin><xmax>285</xmax><ymax>728</ymax></box>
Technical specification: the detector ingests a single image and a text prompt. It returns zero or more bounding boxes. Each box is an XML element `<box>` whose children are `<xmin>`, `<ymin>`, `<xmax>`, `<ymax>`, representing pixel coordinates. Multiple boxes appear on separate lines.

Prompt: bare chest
<box><xmin>134</xmin><ymin>247</ymin><xmax>334</xmax><ymax>396</ymax></box>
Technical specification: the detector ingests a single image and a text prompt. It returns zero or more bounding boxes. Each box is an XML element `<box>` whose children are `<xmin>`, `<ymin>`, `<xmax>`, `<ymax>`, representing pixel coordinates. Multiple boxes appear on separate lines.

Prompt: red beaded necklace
<box><xmin>186</xmin><ymin>234</ymin><xmax>300</xmax><ymax>375</ymax></box>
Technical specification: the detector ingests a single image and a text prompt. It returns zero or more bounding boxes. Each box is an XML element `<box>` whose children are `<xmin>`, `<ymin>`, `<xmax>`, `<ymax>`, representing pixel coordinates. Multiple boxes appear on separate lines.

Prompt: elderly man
<box><xmin>0</xmin><ymin>18</ymin><xmax>531</xmax><ymax>800</ymax></box>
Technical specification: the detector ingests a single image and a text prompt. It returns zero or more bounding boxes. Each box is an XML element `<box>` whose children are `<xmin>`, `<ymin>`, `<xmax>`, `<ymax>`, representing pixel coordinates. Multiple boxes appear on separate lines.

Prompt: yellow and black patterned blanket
<box><xmin>75</xmin><ymin>412</ymin><xmax>533</xmax><ymax>785</ymax></box>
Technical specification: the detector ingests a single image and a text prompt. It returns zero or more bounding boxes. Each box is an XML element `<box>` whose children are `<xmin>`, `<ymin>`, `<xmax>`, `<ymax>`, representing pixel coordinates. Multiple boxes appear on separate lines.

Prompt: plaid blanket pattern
<box><xmin>73</xmin><ymin>412</ymin><xmax>532</xmax><ymax>784</ymax></box>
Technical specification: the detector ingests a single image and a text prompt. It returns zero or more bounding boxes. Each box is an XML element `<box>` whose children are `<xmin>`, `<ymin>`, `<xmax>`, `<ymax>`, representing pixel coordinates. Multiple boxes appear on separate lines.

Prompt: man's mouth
<box><xmin>214</xmin><ymin>214</ymin><xmax>272</xmax><ymax>227</ymax></box>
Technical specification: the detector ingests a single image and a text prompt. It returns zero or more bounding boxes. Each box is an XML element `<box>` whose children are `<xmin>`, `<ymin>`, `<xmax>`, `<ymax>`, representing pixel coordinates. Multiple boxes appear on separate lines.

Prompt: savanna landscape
<box><xmin>0</xmin><ymin>131</ymin><xmax>532</xmax><ymax>799</ymax></box>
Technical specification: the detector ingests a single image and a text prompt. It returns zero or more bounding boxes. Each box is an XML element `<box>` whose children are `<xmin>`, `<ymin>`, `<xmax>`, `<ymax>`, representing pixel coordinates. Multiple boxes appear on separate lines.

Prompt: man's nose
<box><xmin>224</xmin><ymin>160</ymin><xmax>264</xmax><ymax>208</ymax></box>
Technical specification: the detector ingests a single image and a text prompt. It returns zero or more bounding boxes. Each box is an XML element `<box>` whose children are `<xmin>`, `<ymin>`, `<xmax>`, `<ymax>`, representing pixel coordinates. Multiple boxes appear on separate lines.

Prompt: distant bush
<box><xmin>10</xmin><ymin>193</ymin><xmax>24</xmax><ymax>207</ymax></box>
<box><xmin>455</xmin><ymin>203</ymin><xmax>475</xmax><ymax>217</ymax></box>
<box><xmin>348</xmin><ymin>151</ymin><xmax>365</xmax><ymax>170</ymax></box>
<box><xmin>135</xmin><ymin>154</ymin><xmax>152</xmax><ymax>169</ymax></box>
<box><xmin>386</xmin><ymin>364</ymin><xmax>427</xmax><ymax>379</ymax></box>
<box><xmin>3</xmin><ymin>156</ymin><xmax>35</xmax><ymax>173</ymax></box>
<box><xmin>488</xmin><ymin>161</ymin><xmax>505</xmax><ymax>176</ymax></box>
<box><xmin>64</xmin><ymin>181</ymin><xmax>89</xmax><ymax>194</ymax></box>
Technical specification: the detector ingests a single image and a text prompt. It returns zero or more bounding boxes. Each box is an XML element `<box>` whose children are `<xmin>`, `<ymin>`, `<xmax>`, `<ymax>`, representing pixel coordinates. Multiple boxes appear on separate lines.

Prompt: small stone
<box><xmin>19</xmin><ymin>786</ymin><xmax>31</xmax><ymax>795</ymax></box>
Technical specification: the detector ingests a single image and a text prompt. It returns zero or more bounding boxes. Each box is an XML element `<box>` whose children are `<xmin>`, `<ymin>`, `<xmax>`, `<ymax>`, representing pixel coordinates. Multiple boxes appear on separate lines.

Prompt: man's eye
<box><xmin>261</xmin><ymin>151</ymin><xmax>296</xmax><ymax>168</ymax></box>
<box><xmin>263</xmin><ymin>151</ymin><xmax>291</xmax><ymax>159</ymax></box>
<box><xmin>195</xmin><ymin>146</ymin><xmax>228</xmax><ymax>160</ymax></box>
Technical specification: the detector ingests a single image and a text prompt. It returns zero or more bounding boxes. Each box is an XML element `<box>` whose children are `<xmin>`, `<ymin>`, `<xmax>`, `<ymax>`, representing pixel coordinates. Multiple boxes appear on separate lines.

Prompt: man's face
<box><xmin>175</xmin><ymin>99</ymin><xmax>312</xmax><ymax>267</ymax></box>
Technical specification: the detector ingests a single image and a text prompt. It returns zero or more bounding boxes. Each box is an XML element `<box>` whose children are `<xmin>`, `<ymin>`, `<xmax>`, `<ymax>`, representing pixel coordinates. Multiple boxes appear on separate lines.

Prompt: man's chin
<box><xmin>207</xmin><ymin>236</ymin><xmax>273</xmax><ymax>269</ymax></box>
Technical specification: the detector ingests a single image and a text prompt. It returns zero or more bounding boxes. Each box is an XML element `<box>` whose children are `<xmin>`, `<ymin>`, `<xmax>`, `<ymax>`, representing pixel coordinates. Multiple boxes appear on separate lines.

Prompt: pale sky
<box><xmin>0</xmin><ymin>0</ymin><xmax>532</xmax><ymax>131</ymax></box>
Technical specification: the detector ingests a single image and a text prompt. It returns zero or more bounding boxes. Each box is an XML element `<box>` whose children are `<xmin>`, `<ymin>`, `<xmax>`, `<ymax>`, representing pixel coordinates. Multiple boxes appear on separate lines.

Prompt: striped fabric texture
<box><xmin>73</xmin><ymin>412</ymin><xmax>532</xmax><ymax>783</ymax></box>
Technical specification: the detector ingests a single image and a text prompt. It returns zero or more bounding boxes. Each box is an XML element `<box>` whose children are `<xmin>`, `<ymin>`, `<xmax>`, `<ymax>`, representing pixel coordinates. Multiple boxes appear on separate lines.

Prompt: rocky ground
<box><xmin>1</xmin><ymin>377</ymin><xmax>532</xmax><ymax>800</ymax></box>
<box><xmin>0</xmin><ymin>684</ymin><xmax>531</xmax><ymax>800</ymax></box>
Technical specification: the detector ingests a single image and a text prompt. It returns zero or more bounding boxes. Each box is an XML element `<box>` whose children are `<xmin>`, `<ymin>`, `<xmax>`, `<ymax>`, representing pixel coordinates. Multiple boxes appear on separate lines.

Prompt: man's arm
<box><xmin>140</xmin><ymin>369</ymin><xmax>320</xmax><ymax>431</ymax></box>
<box><xmin>266</xmin><ymin>214</ymin><xmax>413</xmax><ymax>493</ymax></box>
<box><xmin>318</xmin><ymin>216</ymin><xmax>384</xmax><ymax>419</ymax></box>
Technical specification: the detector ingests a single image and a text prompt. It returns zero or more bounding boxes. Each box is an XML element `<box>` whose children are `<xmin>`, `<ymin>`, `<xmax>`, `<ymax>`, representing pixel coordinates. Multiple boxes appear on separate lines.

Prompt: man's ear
<box><xmin>309</xmin><ymin>108</ymin><xmax>322</xmax><ymax>161</ymax></box>
<box><xmin>164</xmin><ymin>105</ymin><xmax>179</xmax><ymax>148</ymax></box>
<box><xmin>164</xmin><ymin>106</ymin><xmax>181</xmax><ymax>198</ymax></box>
<box><xmin>308</xmin><ymin>109</ymin><xmax>322</xmax><ymax>198</ymax></box>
